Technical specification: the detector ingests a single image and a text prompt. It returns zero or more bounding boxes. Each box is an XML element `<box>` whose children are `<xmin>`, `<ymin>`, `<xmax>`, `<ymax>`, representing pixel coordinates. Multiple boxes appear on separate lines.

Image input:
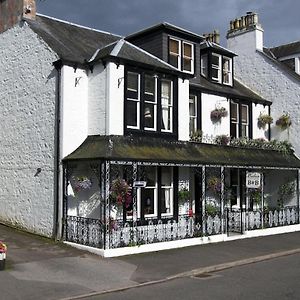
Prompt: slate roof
<box><xmin>262</xmin><ymin>48</ymin><xmax>300</xmax><ymax>82</ymax></box>
<box><xmin>268</xmin><ymin>41</ymin><xmax>300</xmax><ymax>59</ymax></box>
<box><xmin>126</xmin><ymin>22</ymin><xmax>204</xmax><ymax>42</ymax></box>
<box><xmin>90</xmin><ymin>39</ymin><xmax>185</xmax><ymax>75</ymax></box>
<box><xmin>25</xmin><ymin>14</ymin><xmax>121</xmax><ymax>63</ymax></box>
<box><xmin>190</xmin><ymin>76</ymin><xmax>269</xmax><ymax>104</ymax></box>
<box><xmin>200</xmin><ymin>40</ymin><xmax>237</xmax><ymax>57</ymax></box>
<box><xmin>64</xmin><ymin>135</ymin><xmax>300</xmax><ymax>169</ymax></box>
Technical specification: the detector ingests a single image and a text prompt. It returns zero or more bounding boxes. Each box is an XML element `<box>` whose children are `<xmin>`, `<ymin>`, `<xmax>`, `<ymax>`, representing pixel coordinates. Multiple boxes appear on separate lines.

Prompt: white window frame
<box><xmin>143</xmin><ymin>168</ymin><xmax>158</xmax><ymax>219</ymax></box>
<box><xmin>222</xmin><ymin>56</ymin><xmax>233</xmax><ymax>86</ymax></box>
<box><xmin>230</xmin><ymin>101</ymin><xmax>239</xmax><ymax>138</ymax></box>
<box><xmin>189</xmin><ymin>95</ymin><xmax>197</xmax><ymax>135</ymax></box>
<box><xmin>126</xmin><ymin>72</ymin><xmax>140</xmax><ymax>130</ymax></box>
<box><xmin>161</xmin><ymin>167</ymin><xmax>174</xmax><ymax>217</ymax></box>
<box><xmin>161</xmin><ymin>80</ymin><xmax>173</xmax><ymax>133</ymax></box>
<box><xmin>144</xmin><ymin>75</ymin><xmax>157</xmax><ymax>131</ymax></box>
<box><xmin>241</xmin><ymin>104</ymin><xmax>249</xmax><ymax>138</ymax></box>
<box><xmin>169</xmin><ymin>38</ymin><xmax>181</xmax><ymax>70</ymax></box>
<box><xmin>211</xmin><ymin>53</ymin><xmax>221</xmax><ymax>83</ymax></box>
<box><xmin>182</xmin><ymin>41</ymin><xmax>194</xmax><ymax>74</ymax></box>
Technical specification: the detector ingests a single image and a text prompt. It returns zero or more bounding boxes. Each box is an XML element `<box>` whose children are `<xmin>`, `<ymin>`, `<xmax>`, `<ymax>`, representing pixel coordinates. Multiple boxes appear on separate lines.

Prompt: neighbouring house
<box><xmin>227</xmin><ymin>11</ymin><xmax>300</xmax><ymax>156</ymax></box>
<box><xmin>1</xmin><ymin>1</ymin><xmax>300</xmax><ymax>257</ymax></box>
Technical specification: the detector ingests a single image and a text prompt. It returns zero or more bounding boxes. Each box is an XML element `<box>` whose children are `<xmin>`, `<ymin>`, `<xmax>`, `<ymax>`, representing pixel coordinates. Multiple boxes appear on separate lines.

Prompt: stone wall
<box><xmin>0</xmin><ymin>23</ymin><xmax>58</xmax><ymax>236</ymax></box>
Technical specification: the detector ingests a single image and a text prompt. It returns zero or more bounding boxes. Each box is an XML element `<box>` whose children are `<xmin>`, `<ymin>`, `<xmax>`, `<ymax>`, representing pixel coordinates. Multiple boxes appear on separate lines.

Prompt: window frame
<box><xmin>168</xmin><ymin>37</ymin><xmax>194</xmax><ymax>74</ymax></box>
<box><xmin>126</xmin><ymin>72</ymin><xmax>141</xmax><ymax>130</ymax></box>
<box><xmin>230</xmin><ymin>100</ymin><xmax>251</xmax><ymax>139</ymax></box>
<box><xmin>211</xmin><ymin>53</ymin><xmax>222</xmax><ymax>83</ymax></box>
<box><xmin>189</xmin><ymin>94</ymin><xmax>198</xmax><ymax>135</ymax></box>
<box><xmin>161</xmin><ymin>79</ymin><xmax>173</xmax><ymax>133</ymax></box>
<box><xmin>222</xmin><ymin>56</ymin><xmax>233</xmax><ymax>86</ymax></box>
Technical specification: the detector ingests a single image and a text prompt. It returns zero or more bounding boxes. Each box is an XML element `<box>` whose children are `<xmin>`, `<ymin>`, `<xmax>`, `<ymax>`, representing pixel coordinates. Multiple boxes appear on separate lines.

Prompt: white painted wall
<box><xmin>178</xmin><ymin>78</ymin><xmax>190</xmax><ymax>141</ymax></box>
<box><xmin>106</xmin><ymin>62</ymin><xmax>124</xmax><ymax>135</ymax></box>
<box><xmin>252</xmin><ymin>103</ymin><xmax>270</xmax><ymax>139</ymax></box>
<box><xmin>88</xmin><ymin>63</ymin><xmax>107</xmax><ymax>135</ymax></box>
<box><xmin>201</xmin><ymin>93</ymin><xmax>230</xmax><ymax>137</ymax></box>
<box><xmin>0</xmin><ymin>23</ymin><xmax>58</xmax><ymax>237</ymax></box>
<box><xmin>61</xmin><ymin>66</ymin><xmax>88</xmax><ymax>157</ymax></box>
<box><xmin>227</xmin><ymin>27</ymin><xmax>300</xmax><ymax>156</ymax></box>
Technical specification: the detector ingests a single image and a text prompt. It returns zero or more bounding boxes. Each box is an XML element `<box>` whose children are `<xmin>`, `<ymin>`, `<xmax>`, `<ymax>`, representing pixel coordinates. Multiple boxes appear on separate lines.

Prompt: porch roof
<box><xmin>63</xmin><ymin>135</ymin><xmax>300</xmax><ymax>169</ymax></box>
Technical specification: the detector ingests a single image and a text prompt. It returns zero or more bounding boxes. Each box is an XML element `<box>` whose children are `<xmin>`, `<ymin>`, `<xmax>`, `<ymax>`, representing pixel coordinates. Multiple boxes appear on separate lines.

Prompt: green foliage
<box><xmin>257</xmin><ymin>113</ymin><xmax>273</xmax><ymax>129</ymax></box>
<box><xmin>178</xmin><ymin>188</ymin><xmax>190</xmax><ymax>203</ymax></box>
<box><xmin>190</xmin><ymin>130</ymin><xmax>202</xmax><ymax>142</ymax></box>
<box><xmin>277</xmin><ymin>181</ymin><xmax>295</xmax><ymax>208</ymax></box>
<box><xmin>205</xmin><ymin>203</ymin><xmax>219</xmax><ymax>216</ymax></box>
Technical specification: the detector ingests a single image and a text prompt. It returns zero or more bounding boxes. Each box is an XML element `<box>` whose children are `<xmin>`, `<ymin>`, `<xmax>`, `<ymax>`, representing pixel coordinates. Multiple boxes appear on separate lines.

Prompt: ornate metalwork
<box><xmin>264</xmin><ymin>206</ymin><xmax>299</xmax><ymax>228</ymax></box>
<box><xmin>206</xmin><ymin>213</ymin><xmax>222</xmax><ymax>236</ymax></box>
<box><xmin>202</xmin><ymin>166</ymin><xmax>206</xmax><ymax>236</ymax></box>
<box><xmin>247</xmin><ymin>210</ymin><xmax>262</xmax><ymax>230</ymax></box>
<box><xmin>227</xmin><ymin>209</ymin><xmax>243</xmax><ymax>234</ymax></box>
<box><xmin>220</xmin><ymin>166</ymin><xmax>225</xmax><ymax>233</ymax></box>
<box><xmin>109</xmin><ymin>214</ymin><xmax>202</xmax><ymax>249</ymax></box>
<box><xmin>66</xmin><ymin>216</ymin><xmax>104</xmax><ymax>248</ymax></box>
<box><xmin>105</xmin><ymin>161</ymin><xmax>110</xmax><ymax>250</ymax></box>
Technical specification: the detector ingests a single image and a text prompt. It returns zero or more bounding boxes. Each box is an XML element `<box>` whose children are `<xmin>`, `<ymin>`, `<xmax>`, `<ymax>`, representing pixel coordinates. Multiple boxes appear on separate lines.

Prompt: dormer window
<box><xmin>201</xmin><ymin>52</ymin><xmax>233</xmax><ymax>86</ymax></box>
<box><xmin>169</xmin><ymin>37</ymin><xmax>194</xmax><ymax>74</ymax></box>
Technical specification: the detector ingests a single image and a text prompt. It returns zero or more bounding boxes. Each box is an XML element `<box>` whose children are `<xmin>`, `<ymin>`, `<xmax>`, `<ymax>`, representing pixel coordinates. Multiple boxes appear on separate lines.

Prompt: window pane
<box><xmin>169</xmin><ymin>39</ymin><xmax>179</xmax><ymax>54</ymax></box>
<box><xmin>144</xmin><ymin>103</ymin><xmax>155</xmax><ymax>129</ymax></box>
<box><xmin>127</xmin><ymin>72</ymin><xmax>138</xmax><ymax>91</ymax></box>
<box><xmin>161</xmin><ymin>188</ymin><xmax>172</xmax><ymax>214</ymax></box>
<box><xmin>143</xmin><ymin>167</ymin><xmax>156</xmax><ymax>186</ymax></box>
<box><xmin>189</xmin><ymin>96</ymin><xmax>196</xmax><ymax>116</ymax></box>
<box><xmin>142</xmin><ymin>188</ymin><xmax>155</xmax><ymax>215</ymax></box>
<box><xmin>241</xmin><ymin>105</ymin><xmax>248</xmax><ymax>123</ymax></box>
<box><xmin>230</xmin><ymin>123</ymin><xmax>237</xmax><ymax>138</ymax></box>
<box><xmin>211</xmin><ymin>54</ymin><xmax>220</xmax><ymax>66</ymax></box>
<box><xmin>183</xmin><ymin>43</ymin><xmax>192</xmax><ymax>57</ymax></box>
<box><xmin>161</xmin><ymin>167</ymin><xmax>172</xmax><ymax>186</ymax></box>
<box><xmin>161</xmin><ymin>81</ymin><xmax>172</xmax><ymax>104</ymax></box>
<box><xmin>169</xmin><ymin>56</ymin><xmax>178</xmax><ymax>68</ymax></box>
<box><xmin>241</xmin><ymin>124</ymin><xmax>248</xmax><ymax>137</ymax></box>
<box><xmin>183</xmin><ymin>58</ymin><xmax>192</xmax><ymax>71</ymax></box>
<box><xmin>126</xmin><ymin>100</ymin><xmax>138</xmax><ymax>127</ymax></box>
<box><xmin>145</xmin><ymin>75</ymin><xmax>155</xmax><ymax>96</ymax></box>
<box><xmin>230</xmin><ymin>102</ymin><xmax>238</xmax><ymax>121</ymax></box>
<box><xmin>201</xmin><ymin>54</ymin><xmax>208</xmax><ymax>77</ymax></box>
<box><xmin>161</xmin><ymin>80</ymin><xmax>172</xmax><ymax>131</ymax></box>
<box><xmin>211</xmin><ymin>68</ymin><xmax>219</xmax><ymax>79</ymax></box>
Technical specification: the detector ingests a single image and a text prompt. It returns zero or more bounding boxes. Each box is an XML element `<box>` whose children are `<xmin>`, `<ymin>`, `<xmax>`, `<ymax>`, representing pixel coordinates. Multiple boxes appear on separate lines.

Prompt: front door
<box><xmin>227</xmin><ymin>169</ymin><xmax>246</xmax><ymax>234</ymax></box>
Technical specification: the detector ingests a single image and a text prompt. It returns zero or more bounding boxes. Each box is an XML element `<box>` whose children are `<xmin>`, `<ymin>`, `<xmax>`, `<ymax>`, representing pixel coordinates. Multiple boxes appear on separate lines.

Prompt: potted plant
<box><xmin>276</xmin><ymin>113</ymin><xmax>291</xmax><ymax>130</ymax></box>
<box><xmin>190</xmin><ymin>130</ymin><xmax>202</xmax><ymax>142</ymax></box>
<box><xmin>214</xmin><ymin>134</ymin><xmax>230</xmax><ymax>146</ymax></box>
<box><xmin>0</xmin><ymin>241</ymin><xmax>7</xmax><ymax>271</ymax></box>
<box><xmin>210</xmin><ymin>107</ymin><xmax>228</xmax><ymax>123</ymax></box>
<box><xmin>178</xmin><ymin>187</ymin><xmax>190</xmax><ymax>204</ymax></box>
<box><xmin>277</xmin><ymin>181</ymin><xmax>295</xmax><ymax>208</ymax></box>
<box><xmin>73</xmin><ymin>176</ymin><xmax>92</xmax><ymax>193</ymax></box>
<box><xmin>110</xmin><ymin>178</ymin><xmax>132</xmax><ymax>208</ymax></box>
<box><xmin>207</xmin><ymin>176</ymin><xmax>221</xmax><ymax>195</ymax></box>
<box><xmin>257</xmin><ymin>113</ymin><xmax>273</xmax><ymax>129</ymax></box>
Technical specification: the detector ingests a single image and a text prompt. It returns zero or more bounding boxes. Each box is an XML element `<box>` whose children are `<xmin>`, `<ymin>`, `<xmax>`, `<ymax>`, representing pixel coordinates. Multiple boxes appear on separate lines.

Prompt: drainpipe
<box><xmin>53</xmin><ymin>60</ymin><xmax>63</xmax><ymax>240</ymax></box>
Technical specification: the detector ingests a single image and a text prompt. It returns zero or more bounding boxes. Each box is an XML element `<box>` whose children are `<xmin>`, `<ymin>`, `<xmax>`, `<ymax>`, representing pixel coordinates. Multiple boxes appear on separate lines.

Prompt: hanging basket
<box><xmin>276</xmin><ymin>113</ymin><xmax>291</xmax><ymax>130</ymax></box>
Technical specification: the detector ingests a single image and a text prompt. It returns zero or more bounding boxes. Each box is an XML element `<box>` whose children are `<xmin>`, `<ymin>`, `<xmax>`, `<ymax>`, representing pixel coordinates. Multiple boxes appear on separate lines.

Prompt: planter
<box><xmin>0</xmin><ymin>242</ymin><xmax>7</xmax><ymax>271</ymax></box>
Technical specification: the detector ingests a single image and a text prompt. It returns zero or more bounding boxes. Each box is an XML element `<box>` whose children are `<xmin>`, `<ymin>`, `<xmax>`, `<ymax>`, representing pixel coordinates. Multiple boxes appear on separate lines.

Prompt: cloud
<box><xmin>37</xmin><ymin>0</ymin><xmax>300</xmax><ymax>47</ymax></box>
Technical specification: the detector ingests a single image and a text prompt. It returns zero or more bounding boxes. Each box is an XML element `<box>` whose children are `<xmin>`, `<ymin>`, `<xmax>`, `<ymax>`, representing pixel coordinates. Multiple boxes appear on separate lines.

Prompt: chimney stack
<box><xmin>227</xmin><ymin>12</ymin><xmax>264</xmax><ymax>51</ymax></box>
<box><xmin>203</xmin><ymin>30</ymin><xmax>220</xmax><ymax>45</ymax></box>
<box><xmin>0</xmin><ymin>0</ymin><xmax>36</xmax><ymax>33</ymax></box>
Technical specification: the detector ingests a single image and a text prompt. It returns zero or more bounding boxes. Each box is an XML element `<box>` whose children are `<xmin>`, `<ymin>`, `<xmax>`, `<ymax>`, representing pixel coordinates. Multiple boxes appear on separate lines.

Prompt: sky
<box><xmin>37</xmin><ymin>0</ymin><xmax>299</xmax><ymax>48</ymax></box>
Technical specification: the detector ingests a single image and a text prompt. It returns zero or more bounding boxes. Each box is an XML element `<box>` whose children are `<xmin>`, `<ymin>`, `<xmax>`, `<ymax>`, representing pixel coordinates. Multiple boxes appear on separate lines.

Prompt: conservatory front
<box><xmin>62</xmin><ymin>135</ymin><xmax>300</xmax><ymax>257</ymax></box>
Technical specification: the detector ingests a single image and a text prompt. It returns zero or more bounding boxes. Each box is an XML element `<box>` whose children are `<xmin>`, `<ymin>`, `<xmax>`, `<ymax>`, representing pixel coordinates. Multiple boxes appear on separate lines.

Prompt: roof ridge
<box><xmin>111</xmin><ymin>39</ymin><xmax>125</xmax><ymax>56</ymax></box>
<box><xmin>36</xmin><ymin>13</ymin><xmax>123</xmax><ymax>38</ymax></box>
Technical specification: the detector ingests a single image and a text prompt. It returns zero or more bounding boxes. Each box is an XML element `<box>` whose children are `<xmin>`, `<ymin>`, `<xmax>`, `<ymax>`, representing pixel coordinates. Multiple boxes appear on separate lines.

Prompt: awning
<box><xmin>63</xmin><ymin>135</ymin><xmax>300</xmax><ymax>169</ymax></box>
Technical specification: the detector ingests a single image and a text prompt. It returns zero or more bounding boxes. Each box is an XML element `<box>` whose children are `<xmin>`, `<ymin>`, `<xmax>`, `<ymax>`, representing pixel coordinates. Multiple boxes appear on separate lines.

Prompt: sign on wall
<box><xmin>246</xmin><ymin>172</ymin><xmax>261</xmax><ymax>188</ymax></box>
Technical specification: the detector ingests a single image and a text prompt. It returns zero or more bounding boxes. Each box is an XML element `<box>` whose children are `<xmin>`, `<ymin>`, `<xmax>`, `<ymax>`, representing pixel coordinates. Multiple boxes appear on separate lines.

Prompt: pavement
<box><xmin>0</xmin><ymin>224</ymin><xmax>300</xmax><ymax>300</ymax></box>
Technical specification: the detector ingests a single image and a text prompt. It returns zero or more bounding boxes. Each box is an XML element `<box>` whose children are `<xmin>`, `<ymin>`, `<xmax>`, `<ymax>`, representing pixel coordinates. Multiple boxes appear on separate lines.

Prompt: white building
<box><xmin>1</xmin><ymin>1</ymin><xmax>300</xmax><ymax>256</ymax></box>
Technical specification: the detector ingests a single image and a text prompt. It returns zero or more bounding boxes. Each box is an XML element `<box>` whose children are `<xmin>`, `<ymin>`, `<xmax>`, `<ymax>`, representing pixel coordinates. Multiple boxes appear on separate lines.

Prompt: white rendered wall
<box><xmin>61</xmin><ymin>66</ymin><xmax>88</xmax><ymax>157</ymax></box>
<box><xmin>227</xmin><ymin>29</ymin><xmax>300</xmax><ymax>156</ymax></box>
<box><xmin>0</xmin><ymin>23</ymin><xmax>58</xmax><ymax>236</ymax></box>
<box><xmin>107</xmin><ymin>62</ymin><xmax>124</xmax><ymax>135</ymax></box>
<box><xmin>252</xmin><ymin>103</ymin><xmax>269</xmax><ymax>139</ymax></box>
<box><xmin>201</xmin><ymin>93</ymin><xmax>230</xmax><ymax>137</ymax></box>
<box><xmin>178</xmin><ymin>78</ymin><xmax>190</xmax><ymax>141</ymax></box>
<box><xmin>88</xmin><ymin>63</ymin><xmax>107</xmax><ymax>135</ymax></box>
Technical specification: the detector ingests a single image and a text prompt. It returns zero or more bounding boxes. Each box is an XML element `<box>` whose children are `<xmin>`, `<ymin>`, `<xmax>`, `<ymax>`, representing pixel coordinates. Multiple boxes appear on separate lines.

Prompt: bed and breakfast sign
<box><xmin>246</xmin><ymin>172</ymin><xmax>261</xmax><ymax>188</ymax></box>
